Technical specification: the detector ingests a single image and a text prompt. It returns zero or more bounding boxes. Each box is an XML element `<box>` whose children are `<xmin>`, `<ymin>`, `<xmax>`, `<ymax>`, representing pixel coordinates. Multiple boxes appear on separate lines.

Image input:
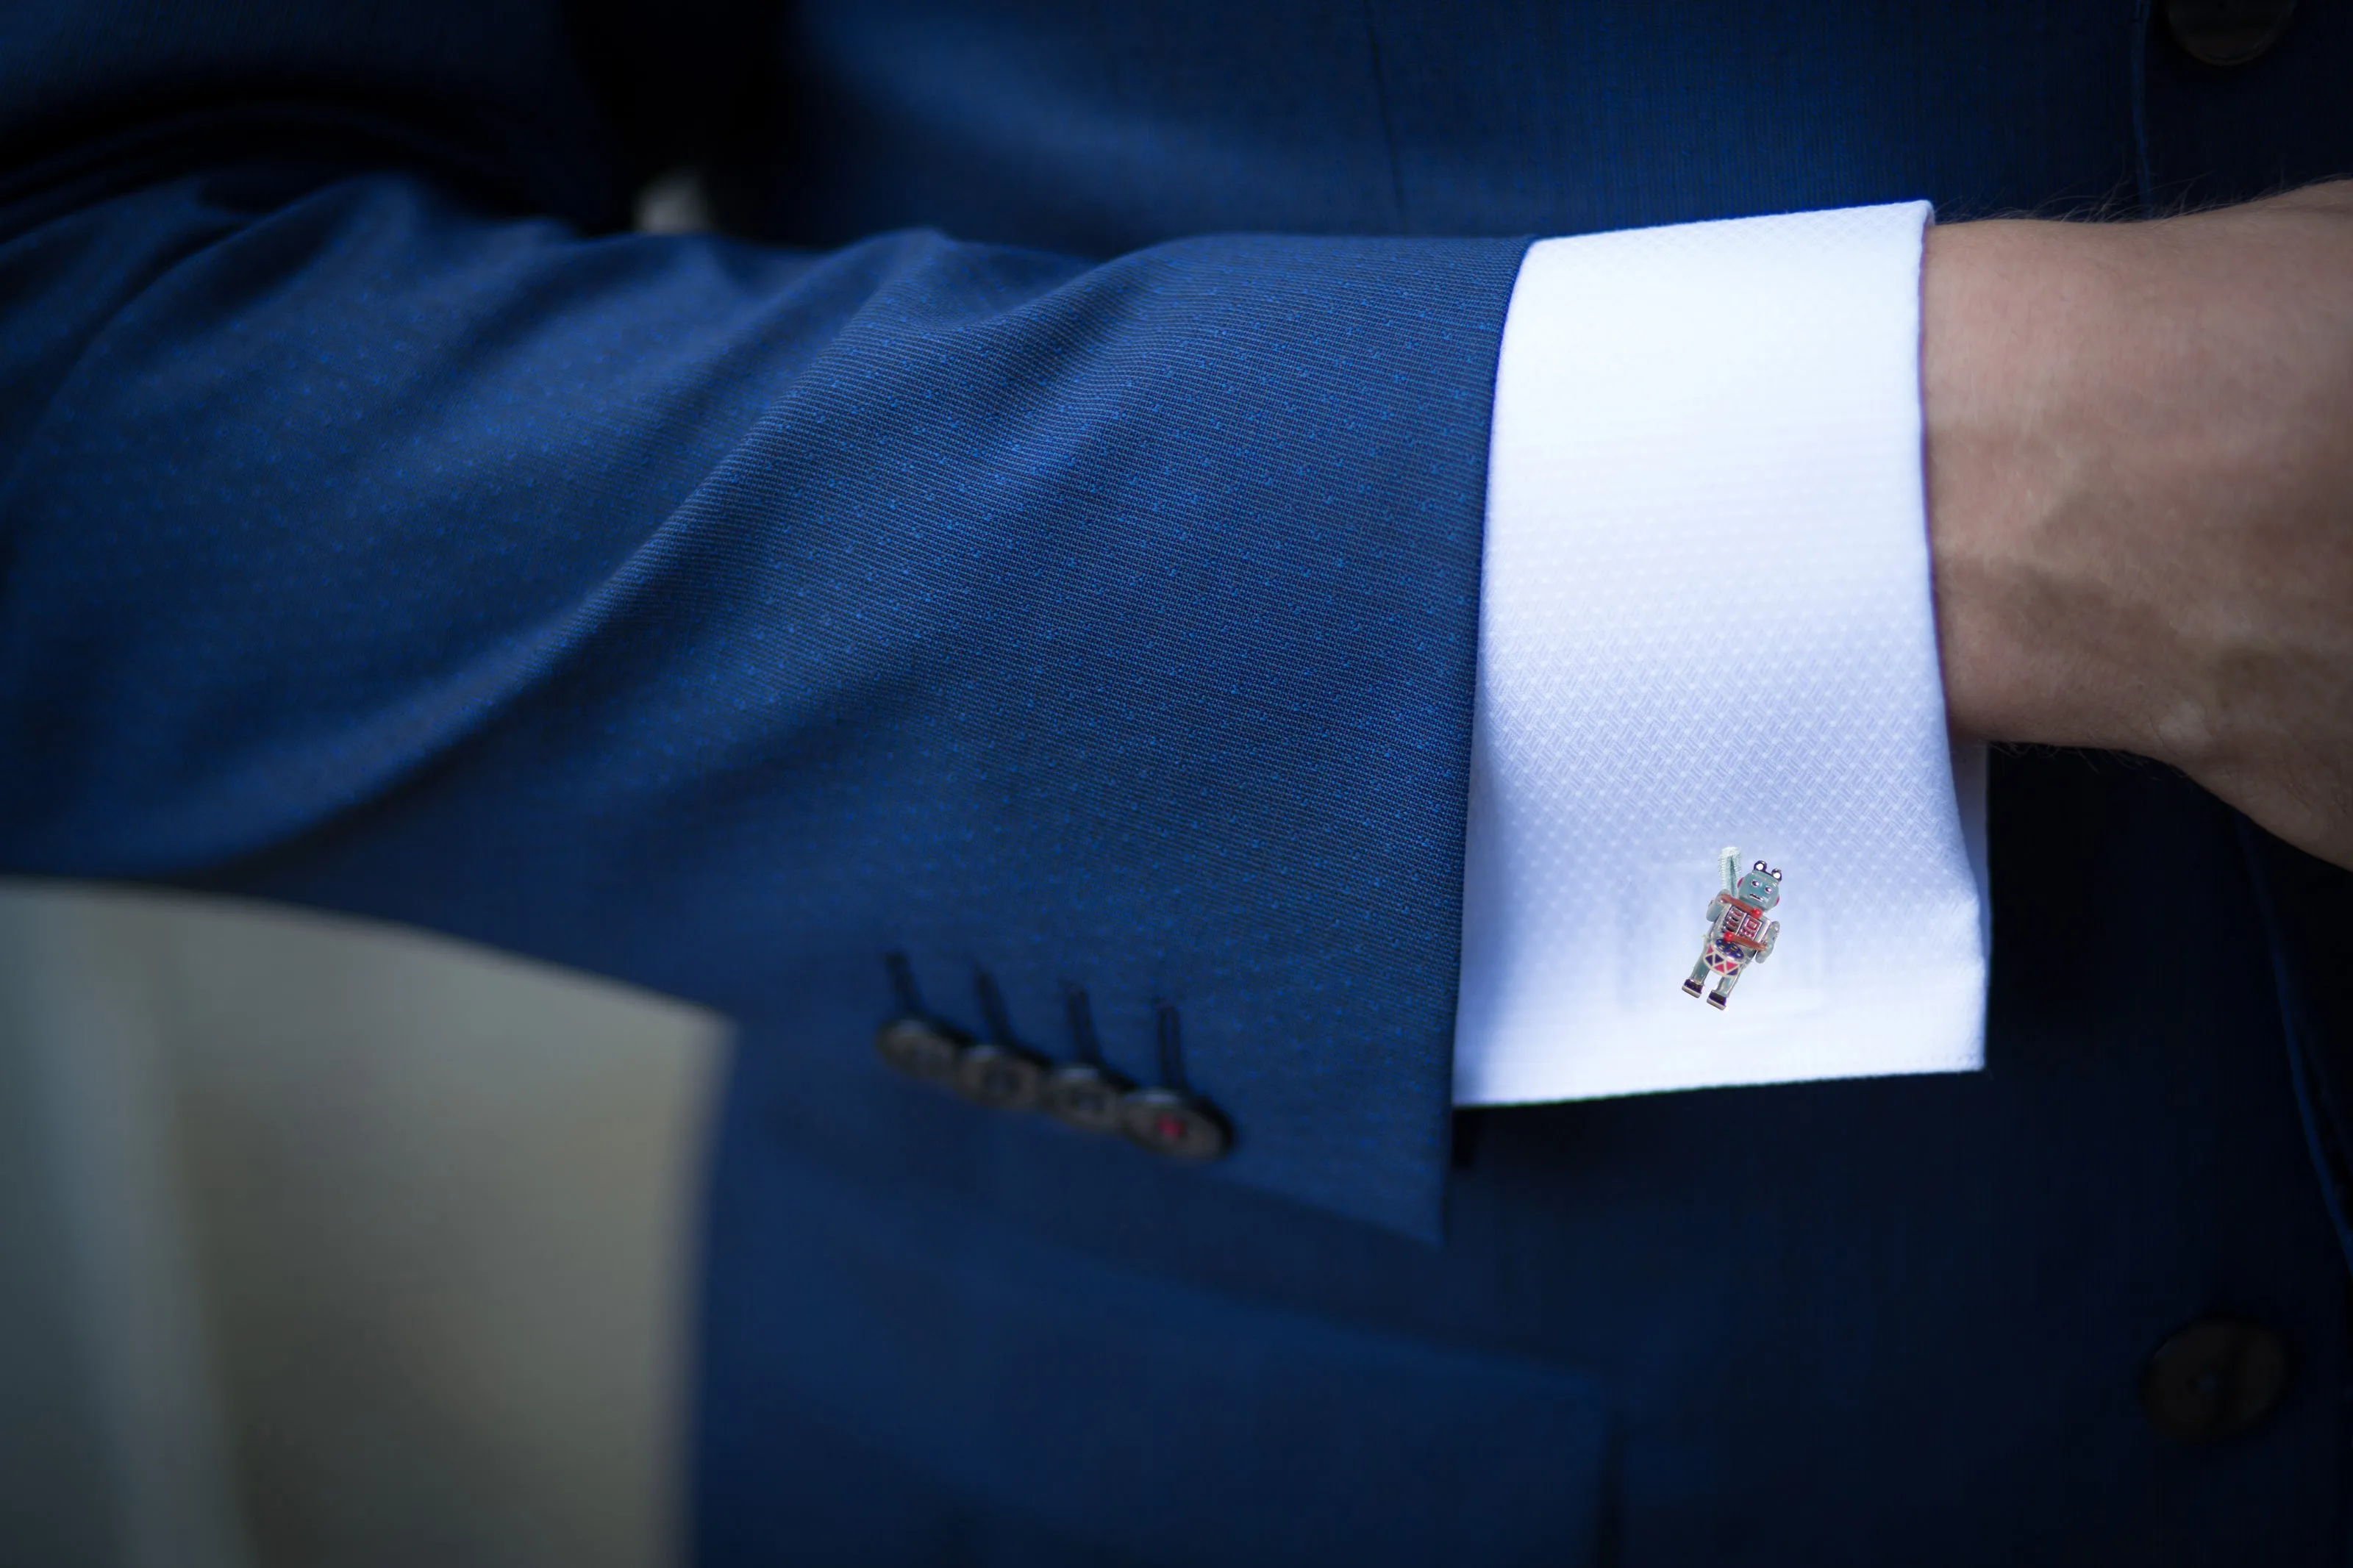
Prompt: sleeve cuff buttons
<box><xmin>954</xmin><ymin>1040</ymin><xmax>1051</xmax><ymax>1112</ymax></box>
<box><xmin>874</xmin><ymin>958</ymin><xmax>1232</xmax><ymax>1162</ymax></box>
<box><xmin>874</xmin><ymin>1017</ymin><xmax>966</xmax><ymax>1084</ymax></box>
<box><xmin>1116</xmin><ymin>1086</ymin><xmax>1232</xmax><ymax>1161</ymax></box>
<box><xmin>1040</xmin><ymin>1062</ymin><xmax>1132</xmax><ymax>1133</ymax></box>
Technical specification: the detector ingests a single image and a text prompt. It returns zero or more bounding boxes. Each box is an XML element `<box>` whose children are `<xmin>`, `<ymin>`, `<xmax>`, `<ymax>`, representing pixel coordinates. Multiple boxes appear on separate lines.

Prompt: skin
<box><xmin>1924</xmin><ymin>182</ymin><xmax>2353</xmax><ymax>870</ymax></box>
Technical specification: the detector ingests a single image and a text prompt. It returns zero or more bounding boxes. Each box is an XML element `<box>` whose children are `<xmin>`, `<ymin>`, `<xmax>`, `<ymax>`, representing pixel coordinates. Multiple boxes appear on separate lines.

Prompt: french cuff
<box><xmin>1453</xmin><ymin>201</ymin><xmax>1989</xmax><ymax>1106</ymax></box>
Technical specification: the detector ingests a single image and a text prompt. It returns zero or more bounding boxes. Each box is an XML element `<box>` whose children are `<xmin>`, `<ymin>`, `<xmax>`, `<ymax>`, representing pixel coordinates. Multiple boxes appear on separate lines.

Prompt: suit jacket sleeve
<box><xmin>0</xmin><ymin>0</ymin><xmax>1527</xmax><ymax>1237</ymax></box>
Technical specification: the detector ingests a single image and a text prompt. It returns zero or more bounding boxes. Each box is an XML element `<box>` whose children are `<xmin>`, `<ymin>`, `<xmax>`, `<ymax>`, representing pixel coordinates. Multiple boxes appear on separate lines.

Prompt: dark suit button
<box><xmin>1118</xmin><ymin>1086</ymin><xmax>1231</xmax><ymax>1161</ymax></box>
<box><xmin>954</xmin><ymin>1042</ymin><xmax>1049</xmax><ymax>1111</ymax></box>
<box><xmin>874</xmin><ymin>1017</ymin><xmax>965</xmax><ymax>1084</ymax></box>
<box><xmin>2140</xmin><ymin>1318</ymin><xmax>2289</xmax><ymax>1440</ymax></box>
<box><xmin>1041</xmin><ymin>1062</ymin><xmax>1133</xmax><ymax>1133</ymax></box>
<box><xmin>2165</xmin><ymin>0</ymin><xmax>2295</xmax><ymax>65</ymax></box>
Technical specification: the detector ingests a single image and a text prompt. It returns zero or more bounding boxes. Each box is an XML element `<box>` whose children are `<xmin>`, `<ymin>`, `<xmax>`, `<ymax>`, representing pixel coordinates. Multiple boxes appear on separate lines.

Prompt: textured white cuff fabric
<box><xmin>1453</xmin><ymin>201</ymin><xmax>1989</xmax><ymax>1106</ymax></box>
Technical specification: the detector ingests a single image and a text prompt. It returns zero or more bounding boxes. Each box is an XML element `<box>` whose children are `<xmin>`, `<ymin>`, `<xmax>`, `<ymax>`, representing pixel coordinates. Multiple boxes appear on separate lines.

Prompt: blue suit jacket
<box><xmin>5</xmin><ymin>1</ymin><xmax>2351</xmax><ymax>1561</ymax></box>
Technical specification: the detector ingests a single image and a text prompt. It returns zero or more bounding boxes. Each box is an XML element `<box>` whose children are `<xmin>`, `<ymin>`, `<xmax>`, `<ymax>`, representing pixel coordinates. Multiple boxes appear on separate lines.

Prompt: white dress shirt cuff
<box><xmin>1454</xmin><ymin>201</ymin><xmax>1989</xmax><ymax>1106</ymax></box>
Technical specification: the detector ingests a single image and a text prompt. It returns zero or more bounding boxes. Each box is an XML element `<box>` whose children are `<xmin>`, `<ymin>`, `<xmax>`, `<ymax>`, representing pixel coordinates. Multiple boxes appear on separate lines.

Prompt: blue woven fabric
<box><xmin>7</xmin><ymin>1</ymin><xmax>2353</xmax><ymax>1561</ymax></box>
<box><xmin>0</xmin><ymin>62</ymin><xmax>1527</xmax><ymax>1239</ymax></box>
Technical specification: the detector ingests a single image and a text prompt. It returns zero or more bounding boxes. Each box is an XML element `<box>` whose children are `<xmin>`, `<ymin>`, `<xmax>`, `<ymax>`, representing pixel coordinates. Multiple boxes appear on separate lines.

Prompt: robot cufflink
<box><xmin>1683</xmin><ymin>846</ymin><xmax>1782</xmax><ymax>1012</ymax></box>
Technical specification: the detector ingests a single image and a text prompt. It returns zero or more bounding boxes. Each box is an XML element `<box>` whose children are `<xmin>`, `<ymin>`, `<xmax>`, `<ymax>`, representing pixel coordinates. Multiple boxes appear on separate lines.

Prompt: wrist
<box><xmin>1921</xmin><ymin>215</ymin><xmax>2195</xmax><ymax>759</ymax></box>
<box><xmin>1924</xmin><ymin>185</ymin><xmax>2353</xmax><ymax>867</ymax></box>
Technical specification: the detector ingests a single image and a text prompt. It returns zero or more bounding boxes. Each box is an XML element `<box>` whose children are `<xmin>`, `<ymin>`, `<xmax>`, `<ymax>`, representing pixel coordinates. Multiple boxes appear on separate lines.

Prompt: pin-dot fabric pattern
<box><xmin>1458</xmin><ymin>201</ymin><xmax>1990</xmax><ymax>1105</ymax></box>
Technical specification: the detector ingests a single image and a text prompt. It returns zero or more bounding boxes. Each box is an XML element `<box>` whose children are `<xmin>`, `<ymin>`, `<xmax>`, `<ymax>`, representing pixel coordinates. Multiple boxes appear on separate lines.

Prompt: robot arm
<box><xmin>1757</xmin><ymin>920</ymin><xmax>1781</xmax><ymax>961</ymax></box>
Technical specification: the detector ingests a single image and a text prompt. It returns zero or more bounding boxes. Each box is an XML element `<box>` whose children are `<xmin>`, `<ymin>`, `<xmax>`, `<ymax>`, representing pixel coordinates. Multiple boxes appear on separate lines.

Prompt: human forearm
<box><xmin>1923</xmin><ymin>186</ymin><xmax>2353</xmax><ymax>867</ymax></box>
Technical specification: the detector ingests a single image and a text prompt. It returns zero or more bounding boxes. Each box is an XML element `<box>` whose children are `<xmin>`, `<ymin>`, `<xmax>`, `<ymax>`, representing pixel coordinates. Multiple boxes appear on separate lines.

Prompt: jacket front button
<box><xmin>2164</xmin><ymin>0</ymin><xmax>2295</xmax><ymax>65</ymax></box>
<box><xmin>874</xmin><ymin>1017</ymin><xmax>965</xmax><ymax>1084</ymax></box>
<box><xmin>1118</xmin><ymin>1086</ymin><xmax>1231</xmax><ymax>1161</ymax></box>
<box><xmin>2139</xmin><ymin>1318</ymin><xmax>2289</xmax><ymax>1440</ymax></box>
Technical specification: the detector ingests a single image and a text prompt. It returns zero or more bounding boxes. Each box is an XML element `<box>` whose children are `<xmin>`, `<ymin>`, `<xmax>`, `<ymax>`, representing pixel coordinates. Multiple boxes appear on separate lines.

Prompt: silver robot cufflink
<box><xmin>1684</xmin><ymin>846</ymin><xmax>1782</xmax><ymax>1011</ymax></box>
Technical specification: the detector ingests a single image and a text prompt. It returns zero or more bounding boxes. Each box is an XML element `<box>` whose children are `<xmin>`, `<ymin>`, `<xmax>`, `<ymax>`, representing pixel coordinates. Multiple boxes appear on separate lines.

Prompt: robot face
<box><xmin>1737</xmin><ymin>862</ymin><xmax>1782</xmax><ymax>909</ymax></box>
